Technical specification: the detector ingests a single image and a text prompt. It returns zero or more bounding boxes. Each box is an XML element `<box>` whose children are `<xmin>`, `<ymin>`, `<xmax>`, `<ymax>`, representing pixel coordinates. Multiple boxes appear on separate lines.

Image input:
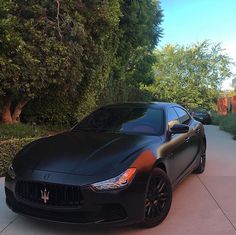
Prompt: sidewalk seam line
<box><xmin>0</xmin><ymin>216</ymin><xmax>18</xmax><ymax>234</ymax></box>
<box><xmin>197</xmin><ymin>175</ymin><xmax>236</xmax><ymax>232</ymax></box>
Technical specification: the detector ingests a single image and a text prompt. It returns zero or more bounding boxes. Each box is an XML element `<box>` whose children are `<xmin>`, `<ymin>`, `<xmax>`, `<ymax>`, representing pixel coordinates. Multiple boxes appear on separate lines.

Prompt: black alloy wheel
<box><xmin>141</xmin><ymin>168</ymin><xmax>172</xmax><ymax>228</ymax></box>
<box><xmin>194</xmin><ymin>143</ymin><xmax>206</xmax><ymax>174</ymax></box>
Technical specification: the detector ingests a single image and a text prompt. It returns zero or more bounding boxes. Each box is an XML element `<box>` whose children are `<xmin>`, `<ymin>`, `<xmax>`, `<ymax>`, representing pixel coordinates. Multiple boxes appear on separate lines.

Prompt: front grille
<box><xmin>6</xmin><ymin>187</ymin><xmax>127</xmax><ymax>223</ymax></box>
<box><xmin>15</xmin><ymin>181</ymin><xmax>83</xmax><ymax>207</ymax></box>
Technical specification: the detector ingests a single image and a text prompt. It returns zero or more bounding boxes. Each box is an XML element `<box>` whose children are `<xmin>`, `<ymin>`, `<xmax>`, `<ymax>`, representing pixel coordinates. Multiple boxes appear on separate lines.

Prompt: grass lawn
<box><xmin>0</xmin><ymin>123</ymin><xmax>65</xmax><ymax>177</ymax></box>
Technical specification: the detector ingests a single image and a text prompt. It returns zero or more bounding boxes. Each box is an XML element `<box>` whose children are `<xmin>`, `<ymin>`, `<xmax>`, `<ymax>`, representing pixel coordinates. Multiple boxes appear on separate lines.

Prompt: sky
<box><xmin>159</xmin><ymin>0</ymin><xmax>236</xmax><ymax>89</ymax></box>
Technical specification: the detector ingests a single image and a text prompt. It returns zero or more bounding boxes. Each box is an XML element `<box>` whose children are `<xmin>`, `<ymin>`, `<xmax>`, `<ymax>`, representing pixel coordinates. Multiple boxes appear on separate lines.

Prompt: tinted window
<box><xmin>174</xmin><ymin>107</ymin><xmax>191</xmax><ymax>124</ymax></box>
<box><xmin>73</xmin><ymin>107</ymin><xmax>164</xmax><ymax>135</ymax></box>
<box><xmin>167</xmin><ymin>107</ymin><xmax>180</xmax><ymax>127</ymax></box>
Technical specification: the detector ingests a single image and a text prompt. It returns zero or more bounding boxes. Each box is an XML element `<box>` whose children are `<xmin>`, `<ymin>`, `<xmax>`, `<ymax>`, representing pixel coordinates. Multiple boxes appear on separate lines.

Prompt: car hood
<box><xmin>13</xmin><ymin>131</ymin><xmax>160</xmax><ymax>176</ymax></box>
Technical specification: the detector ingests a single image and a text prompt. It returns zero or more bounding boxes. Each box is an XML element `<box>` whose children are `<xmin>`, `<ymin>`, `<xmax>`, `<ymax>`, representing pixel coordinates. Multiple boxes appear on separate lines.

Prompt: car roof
<box><xmin>102</xmin><ymin>102</ymin><xmax>182</xmax><ymax>110</ymax></box>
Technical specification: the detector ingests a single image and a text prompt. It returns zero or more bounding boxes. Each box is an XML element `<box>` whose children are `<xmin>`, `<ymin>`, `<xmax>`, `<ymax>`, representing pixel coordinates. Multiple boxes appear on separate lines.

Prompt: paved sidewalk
<box><xmin>1</xmin><ymin>125</ymin><xmax>236</xmax><ymax>235</ymax></box>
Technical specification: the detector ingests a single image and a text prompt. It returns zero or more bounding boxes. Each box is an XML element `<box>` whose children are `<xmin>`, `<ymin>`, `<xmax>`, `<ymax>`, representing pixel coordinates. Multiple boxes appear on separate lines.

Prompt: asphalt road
<box><xmin>1</xmin><ymin>125</ymin><xmax>236</xmax><ymax>235</ymax></box>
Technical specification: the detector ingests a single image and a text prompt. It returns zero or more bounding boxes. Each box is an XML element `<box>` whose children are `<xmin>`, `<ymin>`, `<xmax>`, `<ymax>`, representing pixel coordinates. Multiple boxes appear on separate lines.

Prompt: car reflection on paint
<box><xmin>191</xmin><ymin>108</ymin><xmax>212</xmax><ymax>124</ymax></box>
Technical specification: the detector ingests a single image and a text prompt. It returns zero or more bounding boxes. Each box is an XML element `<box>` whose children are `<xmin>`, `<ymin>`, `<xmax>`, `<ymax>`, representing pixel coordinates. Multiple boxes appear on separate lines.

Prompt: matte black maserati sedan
<box><xmin>5</xmin><ymin>102</ymin><xmax>206</xmax><ymax>228</ymax></box>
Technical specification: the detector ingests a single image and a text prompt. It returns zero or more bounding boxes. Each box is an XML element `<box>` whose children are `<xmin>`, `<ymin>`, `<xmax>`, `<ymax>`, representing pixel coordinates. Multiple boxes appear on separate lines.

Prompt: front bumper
<box><xmin>5</xmin><ymin>169</ymin><xmax>148</xmax><ymax>225</ymax></box>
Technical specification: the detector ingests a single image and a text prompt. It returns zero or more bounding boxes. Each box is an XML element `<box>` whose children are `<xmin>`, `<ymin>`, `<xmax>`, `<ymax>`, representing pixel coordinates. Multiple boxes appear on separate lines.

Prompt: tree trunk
<box><xmin>12</xmin><ymin>100</ymin><xmax>29</xmax><ymax>124</ymax></box>
<box><xmin>1</xmin><ymin>97</ymin><xmax>13</xmax><ymax>124</ymax></box>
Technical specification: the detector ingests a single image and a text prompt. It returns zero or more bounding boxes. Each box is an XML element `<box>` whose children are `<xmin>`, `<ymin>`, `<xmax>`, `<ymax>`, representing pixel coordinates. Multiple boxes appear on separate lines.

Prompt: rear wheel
<box><xmin>140</xmin><ymin>168</ymin><xmax>172</xmax><ymax>228</ymax></box>
<box><xmin>194</xmin><ymin>142</ymin><xmax>206</xmax><ymax>174</ymax></box>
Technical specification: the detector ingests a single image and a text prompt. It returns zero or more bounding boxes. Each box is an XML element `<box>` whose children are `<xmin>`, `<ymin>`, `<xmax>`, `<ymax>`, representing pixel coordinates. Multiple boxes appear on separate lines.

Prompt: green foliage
<box><xmin>5</xmin><ymin>0</ymin><xmax>162</xmax><ymax>125</ymax></box>
<box><xmin>212</xmin><ymin>113</ymin><xmax>236</xmax><ymax>140</ymax></box>
<box><xmin>0</xmin><ymin>137</ymin><xmax>36</xmax><ymax>176</ymax></box>
<box><xmin>22</xmin><ymin>93</ymin><xmax>78</xmax><ymax>126</ymax></box>
<box><xmin>211</xmin><ymin>112</ymin><xmax>223</xmax><ymax>125</ymax></box>
<box><xmin>0</xmin><ymin>0</ymin><xmax>122</xmax><ymax>123</ymax></box>
<box><xmin>22</xmin><ymin>88</ymin><xmax>98</xmax><ymax>125</ymax></box>
<box><xmin>98</xmin><ymin>0</ymin><xmax>163</xmax><ymax>104</ymax></box>
<box><xmin>0</xmin><ymin>123</ymin><xmax>51</xmax><ymax>140</ymax></box>
<box><xmin>1</xmin><ymin>0</ymin><xmax>79</xmax><ymax>99</ymax></box>
<box><xmin>148</xmin><ymin>41</ymin><xmax>234</xmax><ymax>110</ymax></box>
<box><xmin>220</xmin><ymin>115</ymin><xmax>236</xmax><ymax>139</ymax></box>
<box><xmin>0</xmin><ymin>0</ymin><xmax>162</xmax><ymax>124</ymax></box>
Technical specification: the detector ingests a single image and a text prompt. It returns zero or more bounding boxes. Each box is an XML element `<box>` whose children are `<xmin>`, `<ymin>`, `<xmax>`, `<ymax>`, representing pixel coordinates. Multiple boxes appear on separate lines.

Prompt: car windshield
<box><xmin>72</xmin><ymin>106</ymin><xmax>164</xmax><ymax>136</ymax></box>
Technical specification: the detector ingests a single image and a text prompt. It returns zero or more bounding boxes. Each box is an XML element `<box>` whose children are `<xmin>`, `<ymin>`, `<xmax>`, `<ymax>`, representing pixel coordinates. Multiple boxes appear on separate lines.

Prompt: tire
<box><xmin>140</xmin><ymin>168</ymin><xmax>172</xmax><ymax>228</ymax></box>
<box><xmin>194</xmin><ymin>142</ymin><xmax>206</xmax><ymax>174</ymax></box>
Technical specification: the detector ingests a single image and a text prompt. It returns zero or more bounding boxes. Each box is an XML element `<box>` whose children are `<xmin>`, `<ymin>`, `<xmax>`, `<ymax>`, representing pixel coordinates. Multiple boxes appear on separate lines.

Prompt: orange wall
<box><xmin>217</xmin><ymin>97</ymin><xmax>228</xmax><ymax>115</ymax></box>
<box><xmin>232</xmin><ymin>96</ymin><xmax>236</xmax><ymax>114</ymax></box>
<box><xmin>218</xmin><ymin>96</ymin><xmax>236</xmax><ymax>115</ymax></box>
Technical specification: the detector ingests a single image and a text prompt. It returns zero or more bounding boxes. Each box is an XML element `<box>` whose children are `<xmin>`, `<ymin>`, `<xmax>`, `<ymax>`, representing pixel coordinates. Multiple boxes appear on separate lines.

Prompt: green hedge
<box><xmin>212</xmin><ymin>113</ymin><xmax>236</xmax><ymax>140</ymax></box>
<box><xmin>0</xmin><ymin>123</ymin><xmax>47</xmax><ymax>141</ymax></box>
<box><xmin>21</xmin><ymin>92</ymin><xmax>94</xmax><ymax>127</ymax></box>
<box><xmin>0</xmin><ymin>123</ymin><xmax>65</xmax><ymax>177</ymax></box>
<box><xmin>0</xmin><ymin>138</ymin><xmax>37</xmax><ymax>177</ymax></box>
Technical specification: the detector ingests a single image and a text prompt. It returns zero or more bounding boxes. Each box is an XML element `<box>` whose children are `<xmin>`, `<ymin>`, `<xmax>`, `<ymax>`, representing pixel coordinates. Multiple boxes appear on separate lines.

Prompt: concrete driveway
<box><xmin>1</xmin><ymin>125</ymin><xmax>236</xmax><ymax>235</ymax></box>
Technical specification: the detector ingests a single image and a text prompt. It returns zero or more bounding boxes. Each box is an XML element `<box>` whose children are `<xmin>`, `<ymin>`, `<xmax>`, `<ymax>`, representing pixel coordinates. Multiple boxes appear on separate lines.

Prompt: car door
<box><xmin>164</xmin><ymin>107</ymin><xmax>191</xmax><ymax>184</ymax></box>
<box><xmin>174</xmin><ymin>107</ymin><xmax>200</xmax><ymax>172</ymax></box>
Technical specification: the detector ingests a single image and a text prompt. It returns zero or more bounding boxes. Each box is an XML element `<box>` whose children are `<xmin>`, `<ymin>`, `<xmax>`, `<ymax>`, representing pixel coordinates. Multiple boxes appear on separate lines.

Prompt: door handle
<box><xmin>195</xmin><ymin>128</ymin><xmax>201</xmax><ymax>134</ymax></box>
<box><xmin>184</xmin><ymin>137</ymin><xmax>190</xmax><ymax>143</ymax></box>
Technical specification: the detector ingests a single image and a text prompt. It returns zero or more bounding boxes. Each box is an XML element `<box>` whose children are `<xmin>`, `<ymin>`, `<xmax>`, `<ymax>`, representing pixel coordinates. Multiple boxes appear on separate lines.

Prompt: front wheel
<box><xmin>193</xmin><ymin>142</ymin><xmax>206</xmax><ymax>174</ymax></box>
<box><xmin>140</xmin><ymin>168</ymin><xmax>172</xmax><ymax>228</ymax></box>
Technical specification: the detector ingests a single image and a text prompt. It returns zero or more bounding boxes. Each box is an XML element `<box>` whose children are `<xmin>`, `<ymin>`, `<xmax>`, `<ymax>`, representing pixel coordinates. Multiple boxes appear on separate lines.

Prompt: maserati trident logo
<box><xmin>41</xmin><ymin>188</ymin><xmax>50</xmax><ymax>204</ymax></box>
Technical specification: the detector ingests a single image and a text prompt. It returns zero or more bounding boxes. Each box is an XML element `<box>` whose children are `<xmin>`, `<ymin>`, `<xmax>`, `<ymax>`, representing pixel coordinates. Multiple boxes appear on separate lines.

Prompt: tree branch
<box><xmin>12</xmin><ymin>99</ymin><xmax>30</xmax><ymax>123</ymax></box>
<box><xmin>56</xmin><ymin>0</ymin><xmax>62</xmax><ymax>40</ymax></box>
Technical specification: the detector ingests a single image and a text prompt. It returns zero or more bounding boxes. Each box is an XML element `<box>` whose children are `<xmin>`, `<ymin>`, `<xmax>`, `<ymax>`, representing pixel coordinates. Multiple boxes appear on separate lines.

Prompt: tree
<box><xmin>0</xmin><ymin>0</ymin><xmax>121</xmax><ymax>124</ymax></box>
<box><xmin>0</xmin><ymin>0</ymin><xmax>163</xmax><ymax>125</ymax></box>
<box><xmin>146</xmin><ymin>41</ymin><xmax>234</xmax><ymax>110</ymax></box>
<box><xmin>98</xmin><ymin>0</ymin><xmax>163</xmax><ymax>104</ymax></box>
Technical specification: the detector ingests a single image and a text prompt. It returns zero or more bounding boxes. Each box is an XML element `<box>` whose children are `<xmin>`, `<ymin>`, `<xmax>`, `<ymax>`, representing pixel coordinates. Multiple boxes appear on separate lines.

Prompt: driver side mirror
<box><xmin>169</xmin><ymin>124</ymin><xmax>189</xmax><ymax>134</ymax></box>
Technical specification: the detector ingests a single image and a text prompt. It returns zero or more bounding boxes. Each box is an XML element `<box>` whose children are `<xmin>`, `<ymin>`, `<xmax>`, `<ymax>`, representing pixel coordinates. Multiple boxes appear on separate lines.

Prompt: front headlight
<box><xmin>8</xmin><ymin>163</ymin><xmax>16</xmax><ymax>179</ymax></box>
<box><xmin>91</xmin><ymin>168</ymin><xmax>136</xmax><ymax>191</ymax></box>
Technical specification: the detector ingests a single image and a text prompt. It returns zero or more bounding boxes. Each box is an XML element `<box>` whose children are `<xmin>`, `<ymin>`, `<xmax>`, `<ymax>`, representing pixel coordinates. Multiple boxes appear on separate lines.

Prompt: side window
<box><xmin>174</xmin><ymin>107</ymin><xmax>191</xmax><ymax>125</ymax></box>
<box><xmin>167</xmin><ymin>108</ymin><xmax>180</xmax><ymax>127</ymax></box>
